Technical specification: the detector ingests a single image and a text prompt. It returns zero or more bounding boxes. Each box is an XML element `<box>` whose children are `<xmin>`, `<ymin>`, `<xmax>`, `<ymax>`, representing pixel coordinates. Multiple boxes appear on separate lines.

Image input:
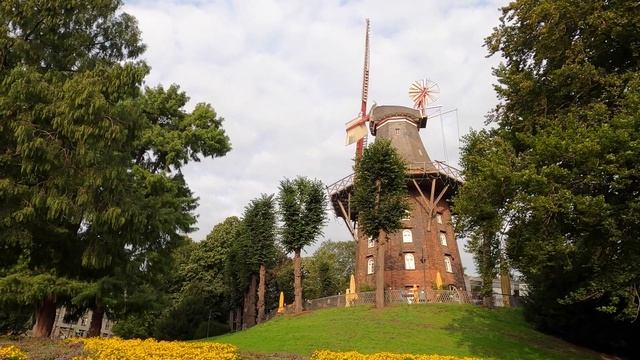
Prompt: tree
<box><xmin>454</xmin><ymin>130</ymin><xmax>514</xmax><ymax>307</ymax></box>
<box><xmin>304</xmin><ymin>241</ymin><xmax>356</xmax><ymax>299</ymax></box>
<box><xmin>278</xmin><ymin>177</ymin><xmax>328</xmax><ymax>313</ymax></box>
<box><xmin>0</xmin><ymin>0</ymin><xmax>231</xmax><ymax>337</ymax></box>
<box><xmin>241</xmin><ymin>195</ymin><xmax>277</xmax><ymax>323</ymax></box>
<box><xmin>352</xmin><ymin>140</ymin><xmax>409</xmax><ymax>309</ymax></box>
<box><xmin>457</xmin><ymin>0</ymin><xmax>640</xmax><ymax>355</ymax></box>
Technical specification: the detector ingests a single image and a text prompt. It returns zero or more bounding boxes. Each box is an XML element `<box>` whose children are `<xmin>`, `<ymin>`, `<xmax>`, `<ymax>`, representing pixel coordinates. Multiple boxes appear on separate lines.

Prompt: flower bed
<box><xmin>310</xmin><ymin>350</ymin><xmax>481</xmax><ymax>360</ymax></box>
<box><xmin>0</xmin><ymin>345</ymin><xmax>28</xmax><ymax>360</ymax></box>
<box><xmin>70</xmin><ymin>337</ymin><xmax>239</xmax><ymax>360</ymax></box>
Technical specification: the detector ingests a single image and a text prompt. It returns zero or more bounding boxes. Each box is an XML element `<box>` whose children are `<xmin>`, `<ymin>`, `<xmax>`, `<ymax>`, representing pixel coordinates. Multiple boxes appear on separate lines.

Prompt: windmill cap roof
<box><xmin>368</xmin><ymin>105</ymin><xmax>427</xmax><ymax>135</ymax></box>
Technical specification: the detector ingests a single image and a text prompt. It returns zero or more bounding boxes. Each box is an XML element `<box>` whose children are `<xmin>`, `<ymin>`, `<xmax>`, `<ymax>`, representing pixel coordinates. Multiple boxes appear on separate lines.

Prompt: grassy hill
<box><xmin>208</xmin><ymin>304</ymin><xmax>599</xmax><ymax>360</ymax></box>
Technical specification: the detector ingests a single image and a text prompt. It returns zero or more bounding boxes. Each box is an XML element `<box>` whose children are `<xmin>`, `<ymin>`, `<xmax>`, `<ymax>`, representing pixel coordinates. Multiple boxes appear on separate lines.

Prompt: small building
<box><xmin>50</xmin><ymin>307</ymin><xmax>114</xmax><ymax>339</ymax></box>
<box><xmin>464</xmin><ymin>274</ymin><xmax>528</xmax><ymax>307</ymax></box>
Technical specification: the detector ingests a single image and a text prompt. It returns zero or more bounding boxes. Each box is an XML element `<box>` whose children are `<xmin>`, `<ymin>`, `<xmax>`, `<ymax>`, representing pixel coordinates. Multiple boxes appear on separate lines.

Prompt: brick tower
<box><xmin>328</xmin><ymin>104</ymin><xmax>466</xmax><ymax>292</ymax></box>
<box><xmin>329</xmin><ymin>20</ymin><xmax>466</xmax><ymax>293</ymax></box>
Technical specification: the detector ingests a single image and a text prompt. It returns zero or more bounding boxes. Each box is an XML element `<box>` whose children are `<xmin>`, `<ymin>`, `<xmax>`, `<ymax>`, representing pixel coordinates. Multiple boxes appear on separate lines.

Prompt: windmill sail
<box><xmin>345</xmin><ymin>116</ymin><xmax>367</xmax><ymax>145</ymax></box>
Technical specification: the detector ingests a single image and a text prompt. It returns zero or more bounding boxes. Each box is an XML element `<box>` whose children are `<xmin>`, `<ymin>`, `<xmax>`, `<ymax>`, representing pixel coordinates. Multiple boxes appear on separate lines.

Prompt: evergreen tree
<box><xmin>353</xmin><ymin>139</ymin><xmax>409</xmax><ymax>309</ymax></box>
<box><xmin>241</xmin><ymin>195</ymin><xmax>277</xmax><ymax>324</ymax></box>
<box><xmin>456</xmin><ymin>0</ymin><xmax>640</xmax><ymax>355</ymax></box>
<box><xmin>278</xmin><ymin>177</ymin><xmax>327</xmax><ymax>313</ymax></box>
<box><xmin>0</xmin><ymin>0</ymin><xmax>231</xmax><ymax>337</ymax></box>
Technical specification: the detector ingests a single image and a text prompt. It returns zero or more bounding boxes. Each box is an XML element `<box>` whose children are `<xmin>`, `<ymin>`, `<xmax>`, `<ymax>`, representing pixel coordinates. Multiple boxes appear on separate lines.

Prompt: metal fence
<box><xmin>301</xmin><ymin>289</ymin><xmax>471</xmax><ymax>313</ymax></box>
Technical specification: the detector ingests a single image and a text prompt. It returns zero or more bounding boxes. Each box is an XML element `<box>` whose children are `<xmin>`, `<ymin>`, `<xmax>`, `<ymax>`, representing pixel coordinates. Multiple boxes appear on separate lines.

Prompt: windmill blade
<box><xmin>345</xmin><ymin>115</ymin><xmax>368</xmax><ymax>145</ymax></box>
<box><xmin>409</xmin><ymin>79</ymin><xmax>440</xmax><ymax>110</ymax></box>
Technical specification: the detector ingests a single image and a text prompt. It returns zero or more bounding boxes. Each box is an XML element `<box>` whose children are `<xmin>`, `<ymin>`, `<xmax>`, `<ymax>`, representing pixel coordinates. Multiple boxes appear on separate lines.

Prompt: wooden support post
<box><xmin>428</xmin><ymin>179</ymin><xmax>436</xmax><ymax>231</ymax></box>
<box><xmin>337</xmin><ymin>199</ymin><xmax>357</xmax><ymax>241</ymax></box>
<box><xmin>433</xmin><ymin>185</ymin><xmax>450</xmax><ymax>210</ymax></box>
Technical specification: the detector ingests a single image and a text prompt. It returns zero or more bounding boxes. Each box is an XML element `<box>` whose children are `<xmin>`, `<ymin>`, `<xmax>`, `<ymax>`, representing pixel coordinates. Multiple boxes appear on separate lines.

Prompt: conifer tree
<box><xmin>241</xmin><ymin>195</ymin><xmax>277</xmax><ymax>324</ymax></box>
<box><xmin>0</xmin><ymin>0</ymin><xmax>230</xmax><ymax>337</ymax></box>
<box><xmin>353</xmin><ymin>140</ymin><xmax>409</xmax><ymax>309</ymax></box>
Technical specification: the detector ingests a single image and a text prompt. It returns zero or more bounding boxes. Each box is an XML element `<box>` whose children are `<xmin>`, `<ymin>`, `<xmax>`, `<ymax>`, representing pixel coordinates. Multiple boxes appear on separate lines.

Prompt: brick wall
<box><xmin>356</xmin><ymin>182</ymin><xmax>466</xmax><ymax>291</ymax></box>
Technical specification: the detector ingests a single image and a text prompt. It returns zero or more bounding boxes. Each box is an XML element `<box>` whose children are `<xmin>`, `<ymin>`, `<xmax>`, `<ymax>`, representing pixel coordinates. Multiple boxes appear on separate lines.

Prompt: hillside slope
<box><xmin>209</xmin><ymin>304</ymin><xmax>599</xmax><ymax>360</ymax></box>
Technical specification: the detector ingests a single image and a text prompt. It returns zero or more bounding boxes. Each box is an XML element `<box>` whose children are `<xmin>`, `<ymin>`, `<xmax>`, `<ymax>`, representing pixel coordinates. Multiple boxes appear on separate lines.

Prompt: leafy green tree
<box><xmin>304</xmin><ymin>241</ymin><xmax>356</xmax><ymax>299</ymax></box>
<box><xmin>353</xmin><ymin>139</ymin><xmax>409</xmax><ymax>309</ymax></box>
<box><xmin>278</xmin><ymin>177</ymin><xmax>328</xmax><ymax>313</ymax></box>
<box><xmin>455</xmin><ymin>130</ymin><xmax>514</xmax><ymax>307</ymax></box>
<box><xmin>241</xmin><ymin>195</ymin><xmax>277</xmax><ymax>323</ymax></box>
<box><xmin>457</xmin><ymin>0</ymin><xmax>640</xmax><ymax>355</ymax></box>
<box><xmin>0</xmin><ymin>0</ymin><xmax>230</xmax><ymax>337</ymax></box>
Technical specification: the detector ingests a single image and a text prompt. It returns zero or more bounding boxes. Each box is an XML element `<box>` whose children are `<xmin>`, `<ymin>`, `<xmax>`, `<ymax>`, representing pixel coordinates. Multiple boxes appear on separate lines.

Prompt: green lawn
<box><xmin>208</xmin><ymin>304</ymin><xmax>599</xmax><ymax>360</ymax></box>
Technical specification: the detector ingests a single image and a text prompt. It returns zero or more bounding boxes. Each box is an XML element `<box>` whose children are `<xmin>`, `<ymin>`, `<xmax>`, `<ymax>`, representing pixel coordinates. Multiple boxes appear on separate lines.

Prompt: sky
<box><xmin>123</xmin><ymin>0</ymin><xmax>508</xmax><ymax>275</ymax></box>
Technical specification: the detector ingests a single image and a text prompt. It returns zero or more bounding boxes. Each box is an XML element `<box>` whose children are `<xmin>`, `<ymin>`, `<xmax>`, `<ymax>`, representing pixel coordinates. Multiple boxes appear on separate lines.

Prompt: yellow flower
<box><xmin>0</xmin><ymin>345</ymin><xmax>28</xmax><ymax>360</ymax></box>
<box><xmin>67</xmin><ymin>337</ymin><xmax>239</xmax><ymax>360</ymax></box>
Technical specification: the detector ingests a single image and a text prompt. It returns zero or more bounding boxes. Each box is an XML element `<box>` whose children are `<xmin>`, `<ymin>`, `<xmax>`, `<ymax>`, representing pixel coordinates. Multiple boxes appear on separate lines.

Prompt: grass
<box><xmin>208</xmin><ymin>304</ymin><xmax>600</xmax><ymax>360</ymax></box>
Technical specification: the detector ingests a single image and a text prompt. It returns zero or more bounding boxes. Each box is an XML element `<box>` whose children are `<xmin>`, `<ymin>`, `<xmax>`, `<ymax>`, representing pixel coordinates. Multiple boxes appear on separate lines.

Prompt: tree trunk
<box><xmin>243</xmin><ymin>274</ymin><xmax>258</xmax><ymax>328</ymax></box>
<box><xmin>294</xmin><ymin>249</ymin><xmax>303</xmax><ymax>313</ymax></box>
<box><xmin>87</xmin><ymin>303</ymin><xmax>104</xmax><ymax>337</ymax></box>
<box><xmin>234</xmin><ymin>307</ymin><xmax>241</xmax><ymax>331</ymax></box>
<box><xmin>32</xmin><ymin>296</ymin><xmax>56</xmax><ymax>338</ymax></box>
<box><xmin>500</xmin><ymin>259</ymin><xmax>512</xmax><ymax>308</ymax></box>
<box><xmin>375</xmin><ymin>231</ymin><xmax>386</xmax><ymax>309</ymax></box>
<box><xmin>257</xmin><ymin>264</ymin><xmax>266</xmax><ymax>323</ymax></box>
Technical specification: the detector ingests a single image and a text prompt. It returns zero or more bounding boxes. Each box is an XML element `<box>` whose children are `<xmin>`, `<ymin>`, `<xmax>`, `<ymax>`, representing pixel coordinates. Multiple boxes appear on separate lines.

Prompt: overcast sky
<box><xmin>124</xmin><ymin>0</ymin><xmax>507</xmax><ymax>275</ymax></box>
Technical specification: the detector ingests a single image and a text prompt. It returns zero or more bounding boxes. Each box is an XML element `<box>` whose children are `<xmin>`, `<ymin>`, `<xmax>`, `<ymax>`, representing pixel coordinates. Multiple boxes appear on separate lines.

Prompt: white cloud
<box><xmin>124</xmin><ymin>0</ymin><xmax>507</xmax><ymax>275</ymax></box>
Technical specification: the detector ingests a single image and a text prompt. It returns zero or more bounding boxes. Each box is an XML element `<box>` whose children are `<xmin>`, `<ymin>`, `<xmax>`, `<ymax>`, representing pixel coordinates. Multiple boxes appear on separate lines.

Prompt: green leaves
<box><xmin>352</xmin><ymin>139</ymin><xmax>409</xmax><ymax>239</ymax></box>
<box><xmin>277</xmin><ymin>177</ymin><xmax>328</xmax><ymax>253</ymax></box>
<box><xmin>459</xmin><ymin>0</ymin><xmax>640</xmax><ymax>353</ymax></box>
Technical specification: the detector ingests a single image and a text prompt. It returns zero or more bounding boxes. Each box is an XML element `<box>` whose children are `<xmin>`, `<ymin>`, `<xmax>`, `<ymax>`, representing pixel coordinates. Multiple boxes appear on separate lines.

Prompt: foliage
<box><xmin>352</xmin><ymin>139</ymin><xmax>409</xmax><ymax>240</ymax></box>
<box><xmin>112</xmin><ymin>312</ymin><xmax>158</xmax><ymax>340</ymax></box>
<box><xmin>310</xmin><ymin>350</ymin><xmax>480</xmax><ymax>360</ymax></box>
<box><xmin>71</xmin><ymin>337</ymin><xmax>239</xmax><ymax>360</ymax></box>
<box><xmin>0</xmin><ymin>302</ymin><xmax>31</xmax><ymax>335</ymax></box>
<box><xmin>153</xmin><ymin>295</ymin><xmax>228</xmax><ymax>341</ymax></box>
<box><xmin>0</xmin><ymin>0</ymin><xmax>231</xmax><ymax>335</ymax></box>
<box><xmin>211</xmin><ymin>305</ymin><xmax>596</xmax><ymax>360</ymax></box>
<box><xmin>278</xmin><ymin>176</ymin><xmax>328</xmax><ymax>312</ymax></box>
<box><xmin>454</xmin><ymin>130</ymin><xmax>514</xmax><ymax>302</ymax></box>
<box><xmin>277</xmin><ymin>177</ymin><xmax>328</xmax><ymax>253</ymax></box>
<box><xmin>242</xmin><ymin>195</ymin><xmax>277</xmax><ymax>268</ymax></box>
<box><xmin>455</xmin><ymin>0</ymin><xmax>640</xmax><ymax>355</ymax></box>
<box><xmin>304</xmin><ymin>241</ymin><xmax>355</xmax><ymax>299</ymax></box>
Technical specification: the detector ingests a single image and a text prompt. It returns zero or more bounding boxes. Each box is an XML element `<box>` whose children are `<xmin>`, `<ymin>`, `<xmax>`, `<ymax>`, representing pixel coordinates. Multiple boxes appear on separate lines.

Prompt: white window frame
<box><xmin>402</xmin><ymin>209</ymin><xmax>411</xmax><ymax>221</ymax></box>
<box><xmin>367</xmin><ymin>236</ymin><xmax>375</xmax><ymax>248</ymax></box>
<box><xmin>436</xmin><ymin>213</ymin><xmax>443</xmax><ymax>224</ymax></box>
<box><xmin>402</xmin><ymin>229</ymin><xmax>413</xmax><ymax>243</ymax></box>
<box><xmin>405</xmin><ymin>253</ymin><xmax>415</xmax><ymax>270</ymax></box>
<box><xmin>439</xmin><ymin>232</ymin><xmax>447</xmax><ymax>246</ymax></box>
<box><xmin>367</xmin><ymin>257</ymin><xmax>375</xmax><ymax>275</ymax></box>
<box><xmin>444</xmin><ymin>256</ymin><xmax>453</xmax><ymax>273</ymax></box>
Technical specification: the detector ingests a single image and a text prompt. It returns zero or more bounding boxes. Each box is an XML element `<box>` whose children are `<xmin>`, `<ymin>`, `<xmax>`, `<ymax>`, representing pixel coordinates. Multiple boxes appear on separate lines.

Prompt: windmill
<box><xmin>345</xmin><ymin>19</ymin><xmax>371</xmax><ymax>158</ymax></box>
<box><xmin>329</xmin><ymin>20</ymin><xmax>467</xmax><ymax>294</ymax></box>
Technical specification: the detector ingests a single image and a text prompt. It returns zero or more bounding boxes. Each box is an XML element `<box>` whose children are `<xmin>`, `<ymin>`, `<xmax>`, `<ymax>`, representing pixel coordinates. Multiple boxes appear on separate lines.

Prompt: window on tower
<box><xmin>402</xmin><ymin>209</ymin><xmax>411</xmax><ymax>221</ymax></box>
<box><xmin>405</xmin><ymin>253</ymin><xmax>415</xmax><ymax>270</ymax></box>
<box><xmin>395</xmin><ymin>128</ymin><xmax>400</xmax><ymax>135</ymax></box>
<box><xmin>436</xmin><ymin>213</ymin><xmax>443</xmax><ymax>224</ymax></box>
<box><xmin>402</xmin><ymin>229</ymin><xmax>413</xmax><ymax>243</ymax></box>
<box><xmin>439</xmin><ymin>232</ymin><xmax>447</xmax><ymax>246</ymax></box>
<box><xmin>368</xmin><ymin>236</ymin><xmax>375</xmax><ymax>248</ymax></box>
<box><xmin>367</xmin><ymin>257</ymin><xmax>375</xmax><ymax>275</ymax></box>
<box><xmin>444</xmin><ymin>256</ymin><xmax>453</xmax><ymax>273</ymax></box>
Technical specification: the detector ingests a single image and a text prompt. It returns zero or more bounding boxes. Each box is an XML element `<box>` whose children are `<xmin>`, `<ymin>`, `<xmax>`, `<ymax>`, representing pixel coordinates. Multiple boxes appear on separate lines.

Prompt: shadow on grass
<box><xmin>446</xmin><ymin>306</ymin><xmax>601</xmax><ymax>360</ymax></box>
